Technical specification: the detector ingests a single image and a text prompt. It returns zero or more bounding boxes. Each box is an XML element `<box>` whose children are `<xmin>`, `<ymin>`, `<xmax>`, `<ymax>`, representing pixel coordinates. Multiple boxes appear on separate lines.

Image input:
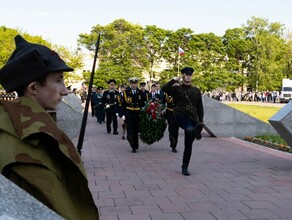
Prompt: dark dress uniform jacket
<box><xmin>122</xmin><ymin>89</ymin><xmax>146</xmax><ymax>111</ymax></box>
<box><xmin>102</xmin><ymin>89</ymin><xmax>119</xmax><ymax>112</ymax></box>
<box><xmin>162</xmin><ymin>79</ymin><xmax>204</xmax><ymax>123</ymax></box>
<box><xmin>122</xmin><ymin>88</ymin><xmax>147</xmax><ymax>149</ymax></box>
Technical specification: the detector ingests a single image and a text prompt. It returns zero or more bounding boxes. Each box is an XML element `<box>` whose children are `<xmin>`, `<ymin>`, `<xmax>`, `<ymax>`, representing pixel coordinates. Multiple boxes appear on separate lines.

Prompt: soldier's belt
<box><xmin>167</xmin><ymin>108</ymin><xmax>174</xmax><ymax>111</ymax></box>
<box><xmin>126</xmin><ymin>107</ymin><xmax>141</xmax><ymax>111</ymax></box>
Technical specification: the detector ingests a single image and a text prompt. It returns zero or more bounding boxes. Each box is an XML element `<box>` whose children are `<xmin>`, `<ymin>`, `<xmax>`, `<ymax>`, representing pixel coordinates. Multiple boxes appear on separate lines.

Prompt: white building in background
<box><xmin>80</xmin><ymin>53</ymin><xmax>95</xmax><ymax>74</ymax></box>
<box><xmin>70</xmin><ymin>53</ymin><xmax>95</xmax><ymax>91</ymax></box>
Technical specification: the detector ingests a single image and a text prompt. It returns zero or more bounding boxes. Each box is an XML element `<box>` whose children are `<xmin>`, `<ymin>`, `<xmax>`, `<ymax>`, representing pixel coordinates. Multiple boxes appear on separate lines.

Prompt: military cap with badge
<box><xmin>107</xmin><ymin>79</ymin><xmax>116</xmax><ymax>85</ymax></box>
<box><xmin>128</xmin><ymin>77</ymin><xmax>139</xmax><ymax>83</ymax></box>
<box><xmin>181</xmin><ymin>67</ymin><xmax>194</xmax><ymax>75</ymax></box>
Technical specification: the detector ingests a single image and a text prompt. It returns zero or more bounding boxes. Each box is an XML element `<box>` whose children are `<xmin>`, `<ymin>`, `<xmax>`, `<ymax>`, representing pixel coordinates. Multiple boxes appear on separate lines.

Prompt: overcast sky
<box><xmin>1</xmin><ymin>0</ymin><xmax>291</xmax><ymax>48</ymax></box>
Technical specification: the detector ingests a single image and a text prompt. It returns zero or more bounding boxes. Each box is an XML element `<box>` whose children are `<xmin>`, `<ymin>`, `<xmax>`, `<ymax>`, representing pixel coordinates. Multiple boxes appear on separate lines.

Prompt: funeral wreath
<box><xmin>139</xmin><ymin>101</ymin><xmax>167</xmax><ymax>145</ymax></box>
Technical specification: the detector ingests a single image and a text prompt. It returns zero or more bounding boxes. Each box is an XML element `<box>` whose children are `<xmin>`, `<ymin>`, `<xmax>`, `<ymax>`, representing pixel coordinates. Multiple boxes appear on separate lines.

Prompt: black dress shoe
<box><xmin>107</xmin><ymin>131</ymin><xmax>111</xmax><ymax>134</ymax></box>
<box><xmin>113</xmin><ymin>131</ymin><xmax>119</xmax><ymax>135</ymax></box>
<box><xmin>182</xmin><ymin>167</ymin><xmax>190</xmax><ymax>176</ymax></box>
<box><xmin>196</xmin><ymin>132</ymin><xmax>202</xmax><ymax>140</ymax></box>
<box><xmin>122</xmin><ymin>136</ymin><xmax>125</xmax><ymax>140</ymax></box>
<box><xmin>194</xmin><ymin>123</ymin><xmax>203</xmax><ymax>140</ymax></box>
<box><xmin>132</xmin><ymin>148</ymin><xmax>136</xmax><ymax>153</ymax></box>
<box><xmin>172</xmin><ymin>147</ymin><xmax>177</xmax><ymax>153</ymax></box>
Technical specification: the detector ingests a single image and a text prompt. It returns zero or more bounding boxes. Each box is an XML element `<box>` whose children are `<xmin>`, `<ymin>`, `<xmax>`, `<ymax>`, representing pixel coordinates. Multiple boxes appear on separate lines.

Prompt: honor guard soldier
<box><xmin>122</xmin><ymin>77</ymin><xmax>147</xmax><ymax>153</ymax></box>
<box><xmin>0</xmin><ymin>35</ymin><xmax>99</xmax><ymax>219</ymax></box>
<box><xmin>102</xmin><ymin>79</ymin><xmax>119</xmax><ymax>135</ymax></box>
<box><xmin>162</xmin><ymin>67</ymin><xmax>204</xmax><ymax>176</ymax></box>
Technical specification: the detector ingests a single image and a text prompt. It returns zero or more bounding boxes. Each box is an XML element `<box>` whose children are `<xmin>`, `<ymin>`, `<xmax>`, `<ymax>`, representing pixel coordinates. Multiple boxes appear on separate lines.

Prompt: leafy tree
<box><xmin>0</xmin><ymin>26</ymin><xmax>20</xmax><ymax>68</ymax></box>
<box><xmin>159</xmin><ymin>69</ymin><xmax>177</xmax><ymax>85</ymax></box>
<box><xmin>193</xmin><ymin>33</ymin><xmax>227</xmax><ymax>91</ymax></box>
<box><xmin>143</xmin><ymin>25</ymin><xmax>169</xmax><ymax>82</ymax></box>
<box><xmin>282</xmin><ymin>32</ymin><xmax>292</xmax><ymax>79</ymax></box>
<box><xmin>222</xmin><ymin>28</ymin><xmax>250</xmax><ymax>91</ymax></box>
<box><xmin>162</xmin><ymin>28</ymin><xmax>194</xmax><ymax>71</ymax></box>
<box><xmin>78</xmin><ymin>19</ymin><xmax>148</xmax><ymax>86</ymax></box>
<box><xmin>243</xmin><ymin>16</ymin><xmax>286</xmax><ymax>91</ymax></box>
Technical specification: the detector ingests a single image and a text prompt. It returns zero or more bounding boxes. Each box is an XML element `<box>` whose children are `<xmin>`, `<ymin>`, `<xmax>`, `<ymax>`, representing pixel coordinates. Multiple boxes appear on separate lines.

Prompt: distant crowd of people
<box><xmin>207</xmin><ymin>90</ymin><xmax>279</xmax><ymax>103</ymax></box>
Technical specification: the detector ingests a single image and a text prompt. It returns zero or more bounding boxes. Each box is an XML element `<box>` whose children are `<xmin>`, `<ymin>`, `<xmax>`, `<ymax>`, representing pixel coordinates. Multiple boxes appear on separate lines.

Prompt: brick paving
<box><xmin>75</xmin><ymin>116</ymin><xmax>292</xmax><ymax>220</ymax></box>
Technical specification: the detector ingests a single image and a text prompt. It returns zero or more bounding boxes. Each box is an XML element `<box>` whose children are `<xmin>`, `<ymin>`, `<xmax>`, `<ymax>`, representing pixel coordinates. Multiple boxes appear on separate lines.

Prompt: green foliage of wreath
<box><xmin>139</xmin><ymin>102</ymin><xmax>167</xmax><ymax>145</ymax></box>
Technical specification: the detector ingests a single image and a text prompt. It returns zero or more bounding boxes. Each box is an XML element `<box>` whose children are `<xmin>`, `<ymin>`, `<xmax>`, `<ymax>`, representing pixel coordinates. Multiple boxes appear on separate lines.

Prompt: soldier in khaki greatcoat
<box><xmin>0</xmin><ymin>35</ymin><xmax>99</xmax><ymax>220</ymax></box>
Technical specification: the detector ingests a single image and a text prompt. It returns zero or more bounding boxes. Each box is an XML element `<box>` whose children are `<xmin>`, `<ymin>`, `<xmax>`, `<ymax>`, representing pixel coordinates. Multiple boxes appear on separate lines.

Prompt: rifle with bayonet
<box><xmin>77</xmin><ymin>33</ymin><xmax>101</xmax><ymax>155</ymax></box>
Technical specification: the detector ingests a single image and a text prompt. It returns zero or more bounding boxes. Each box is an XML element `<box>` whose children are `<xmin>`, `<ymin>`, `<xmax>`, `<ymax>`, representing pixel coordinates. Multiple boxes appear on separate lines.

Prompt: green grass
<box><xmin>254</xmin><ymin>134</ymin><xmax>287</xmax><ymax>145</ymax></box>
<box><xmin>225</xmin><ymin>103</ymin><xmax>287</xmax><ymax>146</ymax></box>
<box><xmin>225</xmin><ymin>103</ymin><xmax>281</xmax><ymax>123</ymax></box>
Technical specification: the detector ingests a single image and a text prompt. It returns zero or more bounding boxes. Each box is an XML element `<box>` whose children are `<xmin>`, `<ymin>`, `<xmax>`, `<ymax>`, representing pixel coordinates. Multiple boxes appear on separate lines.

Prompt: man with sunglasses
<box><xmin>162</xmin><ymin>67</ymin><xmax>204</xmax><ymax>176</ymax></box>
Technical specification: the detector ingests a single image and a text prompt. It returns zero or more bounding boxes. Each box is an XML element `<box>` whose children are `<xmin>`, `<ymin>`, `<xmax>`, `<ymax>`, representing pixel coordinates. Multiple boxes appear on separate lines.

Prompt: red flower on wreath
<box><xmin>146</xmin><ymin>101</ymin><xmax>161</xmax><ymax>120</ymax></box>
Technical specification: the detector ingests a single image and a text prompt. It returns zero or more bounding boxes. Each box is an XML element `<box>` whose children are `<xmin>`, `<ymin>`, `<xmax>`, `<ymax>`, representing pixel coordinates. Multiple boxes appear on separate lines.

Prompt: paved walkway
<box><xmin>76</xmin><ymin>116</ymin><xmax>292</xmax><ymax>220</ymax></box>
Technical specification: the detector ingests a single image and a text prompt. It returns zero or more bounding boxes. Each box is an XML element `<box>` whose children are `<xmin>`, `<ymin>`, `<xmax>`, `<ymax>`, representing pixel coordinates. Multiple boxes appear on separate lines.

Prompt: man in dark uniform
<box><xmin>122</xmin><ymin>77</ymin><xmax>147</xmax><ymax>153</ymax></box>
<box><xmin>162</xmin><ymin>67</ymin><xmax>204</xmax><ymax>176</ymax></box>
<box><xmin>102</xmin><ymin>79</ymin><xmax>119</xmax><ymax>135</ymax></box>
<box><xmin>94</xmin><ymin>86</ymin><xmax>105</xmax><ymax>124</ymax></box>
<box><xmin>90</xmin><ymin>85</ymin><xmax>97</xmax><ymax>117</ymax></box>
<box><xmin>163</xmin><ymin>86</ymin><xmax>180</xmax><ymax>153</ymax></box>
<box><xmin>140</xmin><ymin>82</ymin><xmax>149</xmax><ymax>99</ymax></box>
<box><xmin>117</xmin><ymin>84</ymin><xmax>127</xmax><ymax>140</ymax></box>
<box><xmin>155</xmin><ymin>82</ymin><xmax>164</xmax><ymax>101</ymax></box>
<box><xmin>149</xmin><ymin>84</ymin><xmax>162</xmax><ymax>102</ymax></box>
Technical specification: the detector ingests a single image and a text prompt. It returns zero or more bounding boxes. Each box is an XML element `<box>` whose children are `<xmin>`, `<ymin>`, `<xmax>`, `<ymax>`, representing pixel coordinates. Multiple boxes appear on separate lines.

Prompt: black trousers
<box><xmin>125</xmin><ymin>110</ymin><xmax>140</xmax><ymax>149</ymax></box>
<box><xmin>91</xmin><ymin>102</ymin><xmax>95</xmax><ymax>116</ymax></box>
<box><xmin>105</xmin><ymin>110</ymin><xmax>118</xmax><ymax>133</ymax></box>
<box><xmin>95</xmin><ymin>105</ymin><xmax>105</xmax><ymax>123</ymax></box>
<box><xmin>175</xmin><ymin>115</ymin><xmax>197</xmax><ymax>168</ymax></box>
<box><xmin>166</xmin><ymin>110</ymin><xmax>179</xmax><ymax>148</ymax></box>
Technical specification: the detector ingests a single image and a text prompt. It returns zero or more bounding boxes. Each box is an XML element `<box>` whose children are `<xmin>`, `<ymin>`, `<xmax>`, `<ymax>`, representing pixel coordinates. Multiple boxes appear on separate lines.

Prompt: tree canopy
<box><xmin>1</xmin><ymin>16</ymin><xmax>291</xmax><ymax>93</ymax></box>
<box><xmin>77</xmin><ymin>17</ymin><xmax>291</xmax><ymax>92</ymax></box>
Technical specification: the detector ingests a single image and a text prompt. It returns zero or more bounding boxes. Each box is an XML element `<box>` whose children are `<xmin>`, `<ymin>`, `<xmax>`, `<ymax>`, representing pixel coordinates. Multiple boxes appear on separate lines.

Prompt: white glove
<box><xmin>116</xmin><ymin>113</ymin><xmax>119</xmax><ymax>116</ymax></box>
<box><xmin>121</xmin><ymin>115</ymin><xmax>125</xmax><ymax>120</ymax></box>
<box><xmin>162</xmin><ymin>109</ymin><xmax>166</xmax><ymax>114</ymax></box>
<box><xmin>105</xmin><ymin>104</ymin><xmax>110</xmax><ymax>109</ymax></box>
